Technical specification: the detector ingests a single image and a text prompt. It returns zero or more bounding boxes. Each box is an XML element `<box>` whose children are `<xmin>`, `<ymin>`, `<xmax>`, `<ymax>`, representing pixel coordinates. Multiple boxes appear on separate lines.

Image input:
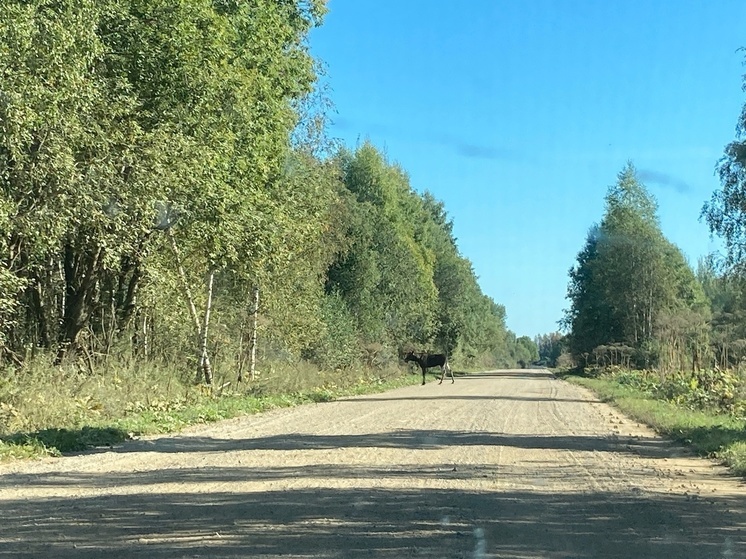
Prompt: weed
<box><xmin>0</xmin><ymin>354</ymin><xmax>420</xmax><ymax>461</ymax></box>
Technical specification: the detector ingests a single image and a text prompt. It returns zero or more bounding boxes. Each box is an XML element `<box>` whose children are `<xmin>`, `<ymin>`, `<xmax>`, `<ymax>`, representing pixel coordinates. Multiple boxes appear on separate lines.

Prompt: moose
<box><xmin>404</xmin><ymin>351</ymin><xmax>454</xmax><ymax>385</ymax></box>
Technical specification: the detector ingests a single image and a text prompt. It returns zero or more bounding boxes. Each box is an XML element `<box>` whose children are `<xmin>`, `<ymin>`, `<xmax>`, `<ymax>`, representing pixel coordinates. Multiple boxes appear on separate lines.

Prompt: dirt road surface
<box><xmin>1</xmin><ymin>369</ymin><xmax>745</xmax><ymax>558</ymax></box>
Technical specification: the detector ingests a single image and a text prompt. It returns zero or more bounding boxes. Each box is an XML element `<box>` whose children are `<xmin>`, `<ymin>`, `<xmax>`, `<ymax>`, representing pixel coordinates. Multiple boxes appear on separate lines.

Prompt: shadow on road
<box><xmin>342</xmin><ymin>394</ymin><xmax>604</xmax><ymax>404</ymax></box>
<box><xmin>47</xmin><ymin>428</ymin><xmax>693</xmax><ymax>460</ymax></box>
<box><xmin>412</xmin><ymin>370</ymin><xmax>556</xmax><ymax>382</ymax></box>
<box><xmin>1</xmin><ymin>480</ymin><xmax>744</xmax><ymax>558</ymax></box>
<box><xmin>3</xmin><ymin>366</ymin><xmax>745</xmax><ymax>558</ymax></box>
<box><xmin>456</xmin><ymin>370</ymin><xmax>556</xmax><ymax>380</ymax></box>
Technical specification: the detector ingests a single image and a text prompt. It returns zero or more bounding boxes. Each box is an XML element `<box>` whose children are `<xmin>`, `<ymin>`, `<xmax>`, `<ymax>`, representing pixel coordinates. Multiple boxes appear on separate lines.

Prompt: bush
<box><xmin>594</xmin><ymin>366</ymin><xmax>746</xmax><ymax>418</ymax></box>
<box><xmin>304</xmin><ymin>292</ymin><xmax>361</xmax><ymax>370</ymax></box>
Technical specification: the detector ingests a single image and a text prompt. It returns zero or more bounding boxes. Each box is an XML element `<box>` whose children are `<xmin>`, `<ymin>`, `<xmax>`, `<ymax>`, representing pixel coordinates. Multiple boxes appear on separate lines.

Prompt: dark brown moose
<box><xmin>404</xmin><ymin>351</ymin><xmax>454</xmax><ymax>385</ymax></box>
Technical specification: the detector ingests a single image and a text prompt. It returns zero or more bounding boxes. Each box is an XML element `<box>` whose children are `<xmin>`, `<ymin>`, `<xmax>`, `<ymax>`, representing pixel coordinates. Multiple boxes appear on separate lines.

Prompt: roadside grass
<box><xmin>560</xmin><ymin>372</ymin><xmax>746</xmax><ymax>477</ymax></box>
<box><xmin>0</xmin><ymin>357</ymin><xmax>423</xmax><ymax>461</ymax></box>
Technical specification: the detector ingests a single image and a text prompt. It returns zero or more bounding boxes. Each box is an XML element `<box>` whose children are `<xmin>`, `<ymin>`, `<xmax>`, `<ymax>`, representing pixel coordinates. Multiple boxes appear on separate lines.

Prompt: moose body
<box><xmin>404</xmin><ymin>351</ymin><xmax>454</xmax><ymax>385</ymax></box>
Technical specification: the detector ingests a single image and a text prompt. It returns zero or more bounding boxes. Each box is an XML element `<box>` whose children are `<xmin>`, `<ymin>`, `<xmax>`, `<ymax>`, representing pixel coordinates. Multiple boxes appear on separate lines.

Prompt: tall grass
<box><xmin>0</xmin><ymin>354</ymin><xmax>422</xmax><ymax>460</ymax></box>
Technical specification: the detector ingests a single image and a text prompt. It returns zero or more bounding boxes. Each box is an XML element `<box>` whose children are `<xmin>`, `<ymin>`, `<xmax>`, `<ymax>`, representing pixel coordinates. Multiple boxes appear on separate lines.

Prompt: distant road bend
<box><xmin>1</xmin><ymin>369</ymin><xmax>745</xmax><ymax>558</ymax></box>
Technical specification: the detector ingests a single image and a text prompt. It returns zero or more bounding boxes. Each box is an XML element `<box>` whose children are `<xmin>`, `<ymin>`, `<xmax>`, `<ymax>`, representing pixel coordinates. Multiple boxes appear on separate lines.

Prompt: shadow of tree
<box><xmin>1</xmin><ymin>426</ymin><xmax>131</xmax><ymax>454</ymax></box>
<box><xmin>53</xmin><ymin>428</ymin><xmax>692</xmax><ymax>461</ymax></box>
<box><xmin>670</xmin><ymin>424</ymin><xmax>746</xmax><ymax>455</ymax></box>
<box><xmin>1</xmin><ymin>482</ymin><xmax>744</xmax><ymax>558</ymax></box>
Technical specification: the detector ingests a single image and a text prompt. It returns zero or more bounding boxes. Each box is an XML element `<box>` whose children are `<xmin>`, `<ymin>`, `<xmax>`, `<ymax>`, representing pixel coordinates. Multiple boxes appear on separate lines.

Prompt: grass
<box><xmin>560</xmin><ymin>371</ymin><xmax>746</xmax><ymax>477</ymax></box>
<box><xmin>1</xmin><ymin>426</ymin><xmax>131</xmax><ymax>456</ymax></box>
<box><xmin>0</xmin><ymin>356</ymin><xmax>424</xmax><ymax>461</ymax></box>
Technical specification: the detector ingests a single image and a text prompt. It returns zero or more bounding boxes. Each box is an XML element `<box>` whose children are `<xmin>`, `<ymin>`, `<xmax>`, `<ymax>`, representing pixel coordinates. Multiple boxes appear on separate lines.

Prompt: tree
<box><xmin>514</xmin><ymin>336</ymin><xmax>539</xmax><ymax>368</ymax></box>
<box><xmin>565</xmin><ymin>163</ymin><xmax>705</xmax><ymax>367</ymax></box>
<box><xmin>0</xmin><ymin>1</ymin><xmax>521</xmax><ymax>380</ymax></box>
<box><xmin>0</xmin><ymin>0</ymin><xmax>151</xmax><ymax>361</ymax></box>
<box><xmin>326</xmin><ymin>144</ymin><xmax>438</xmax><ymax>348</ymax></box>
<box><xmin>0</xmin><ymin>0</ymin><xmax>328</xmax><ymax>377</ymax></box>
<box><xmin>535</xmin><ymin>332</ymin><xmax>566</xmax><ymax>367</ymax></box>
<box><xmin>702</xmin><ymin>48</ymin><xmax>746</xmax><ymax>271</ymax></box>
<box><xmin>417</xmin><ymin>192</ymin><xmax>513</xmax><ymax>365</ymax></box>
<box><xmin>696</xmin><ymin>256</ymin><xmax>746</xmax><ymax>369</ymax></box>
<box><xmin>564</xmin><ymin>225</ymin><xmax>619</xmax><ymax>357</ymax></box>
<box><xmin>697</xmin><ymin>49</ymin><xmax>746</xmax><ymax>370</ymax></box>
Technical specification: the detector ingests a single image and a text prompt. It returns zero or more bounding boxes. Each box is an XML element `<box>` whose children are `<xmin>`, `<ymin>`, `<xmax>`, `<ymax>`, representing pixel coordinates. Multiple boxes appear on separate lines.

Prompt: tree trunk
<box><xmin>167</xmin><ymin>230</ymin><xmax>201</xmax><ymax>332</ymax></box>
<box><xmin>55</xmin><ymin>244</ymin><xmax>103</xmax><ymax>364</ymax></box>
<box><xmin>29</xmin><ymin>278</ymin><xmax>50</xmax><ymax>349</ymax></box>
<box><xmin>249</xmin><ymin>285</ymin><xmax>259</xmax><ymax>381</ymax></box>
<box><xmin>198</xmin><ymin>270</ymin><xmax>215</xmax><ymax>385</ymax></box>
<box><xmin>115</xmin><ymin>255</ymin><xmax>142</xmax><ymax>333</ymax></box>
<box><xmin>166</xmin><ymin>229</ymin><xmax>214</xmax><ymax>384</ymax></box>
<box><xmin>237</xmin><ymin>284</ymin><xmax>260</xmax><ymax>383</ymax></box>
<box><xmin>139</xmin><ymin>311</ymin><xmax>149</xmax><ymax>359</ymax></box>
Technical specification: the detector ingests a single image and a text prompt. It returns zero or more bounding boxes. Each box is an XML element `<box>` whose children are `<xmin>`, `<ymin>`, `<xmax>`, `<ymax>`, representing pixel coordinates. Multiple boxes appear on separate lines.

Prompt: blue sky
<box><xmin>308</xmin><ymin>0</ymin><xmax>746</xmax><ymax>339</ymax></box>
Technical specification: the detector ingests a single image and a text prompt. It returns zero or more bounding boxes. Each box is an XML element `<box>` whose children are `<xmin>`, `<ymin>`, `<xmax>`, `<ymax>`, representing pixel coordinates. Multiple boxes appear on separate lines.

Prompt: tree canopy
<box><xmin>564</xmin><ymin>164</ymin><xmax>706</xmax><ymax>368</ymax></box>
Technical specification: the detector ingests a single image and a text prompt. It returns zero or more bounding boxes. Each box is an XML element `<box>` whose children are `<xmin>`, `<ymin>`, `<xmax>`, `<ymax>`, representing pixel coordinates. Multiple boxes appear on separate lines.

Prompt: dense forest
<box><xmin>0</xmin><ymin>0</ymin><xmax>532</xmax><ymax>384</ymax></box>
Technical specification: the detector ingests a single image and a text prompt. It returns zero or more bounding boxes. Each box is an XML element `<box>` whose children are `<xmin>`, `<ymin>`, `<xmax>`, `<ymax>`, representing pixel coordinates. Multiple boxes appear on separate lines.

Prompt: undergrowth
<box><xmin>0</xmin><ymin>355</ymin><xmax>422</xmax><ymax>460</ymax></box>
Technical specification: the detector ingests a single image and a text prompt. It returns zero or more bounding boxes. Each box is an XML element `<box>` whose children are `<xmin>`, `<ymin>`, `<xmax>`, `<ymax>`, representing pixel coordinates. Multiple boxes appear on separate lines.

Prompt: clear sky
<box><xmin>308</xmin><ymin>0</ymin><xmax>746</xmax><ymax>339</ymax></box>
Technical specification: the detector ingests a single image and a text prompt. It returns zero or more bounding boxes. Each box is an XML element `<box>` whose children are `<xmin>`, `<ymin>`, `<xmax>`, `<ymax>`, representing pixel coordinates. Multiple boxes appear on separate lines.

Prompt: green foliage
<box><xmin>513</xmin><ymin>335</ymin><xmax>539</xmax><ymax>367</ymax></box>
<box><xmin>720</xmin><ymin>441</ymin><xmax>746</xmax><ymax>474</ymax></box>
<box><xmin>0</xmin><ymin>0</ymin><xmax>331</xmax><ymax>366</ymax></box>
<box><xmin>596</xmin><ymin>366</ymin><xmax>664</xmax><ymax>393</ymax></box>
<box><xmin>658</xmin><ymin>368</ymin><xmax>745</xmax><ymax>415</ymax></box>
<box><xmin>563</xmin><ymin>224</ymin><xmax>620</xmax><ymax>356</ymax></box>
<box><xmin>565</xmin><ymin>164</ymin><xmax>706</xmax><ymax>368</ymax></box>
<box><xmin>2</xmin><ymin>426</ymin><xmax>130</xmax><ymax>454</ymax></box>
<box><xmin>305</xmin><ymin>292</ymin><xmax>361</xmax><ymax>370</ymax></box>
<box><xmin>697</xmin><ymin>50</ymin><xmax>746</xmax><ymax>375</ymax></box>
<box><xmin>535</xmin><ymin>332</ymin><xmax>566</xmax><ymax>367</ymax></box>
<box><xmin>329</xmin><ymin>144</ymin><xmax>439</xmax><ymax>346</ymax></box>
<box><xmin>585</xmin><ymin>366</ymin><xmax>746</xmax><ymax>417</ymax></box>
<box><xmin>323</xmin><ymin>143</ymin><xmax>515</xmax><ymax>369</ymax></box>
<box><xmin>418</xmin><ymin>192</ymin><xmax>513</xmax><ymax>365</ymax></box>
<box><xmin>695</xmin><ymin>256</ymin><xmax>746</xmax><ymax>370</ymax></box>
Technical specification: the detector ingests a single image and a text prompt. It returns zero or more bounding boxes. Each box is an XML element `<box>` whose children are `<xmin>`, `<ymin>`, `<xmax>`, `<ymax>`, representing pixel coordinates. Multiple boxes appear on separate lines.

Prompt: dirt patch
<box><xmin>1</xmin><ymin>369</ymin><xmax>745</xmax><ymax>558</ymax></box>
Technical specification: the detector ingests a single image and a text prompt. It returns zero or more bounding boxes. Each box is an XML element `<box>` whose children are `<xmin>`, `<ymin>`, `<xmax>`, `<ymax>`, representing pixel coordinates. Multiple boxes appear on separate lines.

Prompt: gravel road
<box><xmin>1</xmin><ymin>369</ymin><xmax>745</xmax><ymax>558</ymax></box>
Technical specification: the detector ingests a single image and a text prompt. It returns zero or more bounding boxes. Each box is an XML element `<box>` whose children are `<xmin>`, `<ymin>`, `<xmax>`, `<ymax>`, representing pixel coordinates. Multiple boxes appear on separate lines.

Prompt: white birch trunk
<box><xmin>249</xmin><ymin>285</ymin><xmax>259</xmax><ymax>381</ymax></box>
<box><xmin>142</xmin><ymin>312</ymin><xmax>149</xmax><ymax>359</ymax></box>
<box><xmin>199</xmin><ymin>270</ymin><xmax>215</xmax><ymax>385</ymax></box>
<box><xmin>167</xmin><ymin>229</ymin><xmax>210</xmax><ymax>384</ymax></box>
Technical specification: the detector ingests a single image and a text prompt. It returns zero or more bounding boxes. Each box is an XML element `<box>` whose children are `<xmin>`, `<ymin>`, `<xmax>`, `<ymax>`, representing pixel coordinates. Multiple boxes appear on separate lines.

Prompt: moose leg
<box><xmin>439</xmin><ymin>364</ymin><xmax>455</xmax><ymax>384</ymax></box>
<box><xmin>421</xmin><ymin>365</ymin><xmax>427</xmax><ymax>385</ymax></box>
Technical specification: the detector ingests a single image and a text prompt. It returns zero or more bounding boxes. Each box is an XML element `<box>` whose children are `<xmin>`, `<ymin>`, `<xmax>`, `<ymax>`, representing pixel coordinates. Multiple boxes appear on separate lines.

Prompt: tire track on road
<box><xmin>2</xmin><ymin>369</ymin><xmax>745</xmax><ymax>559</ymax></box>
